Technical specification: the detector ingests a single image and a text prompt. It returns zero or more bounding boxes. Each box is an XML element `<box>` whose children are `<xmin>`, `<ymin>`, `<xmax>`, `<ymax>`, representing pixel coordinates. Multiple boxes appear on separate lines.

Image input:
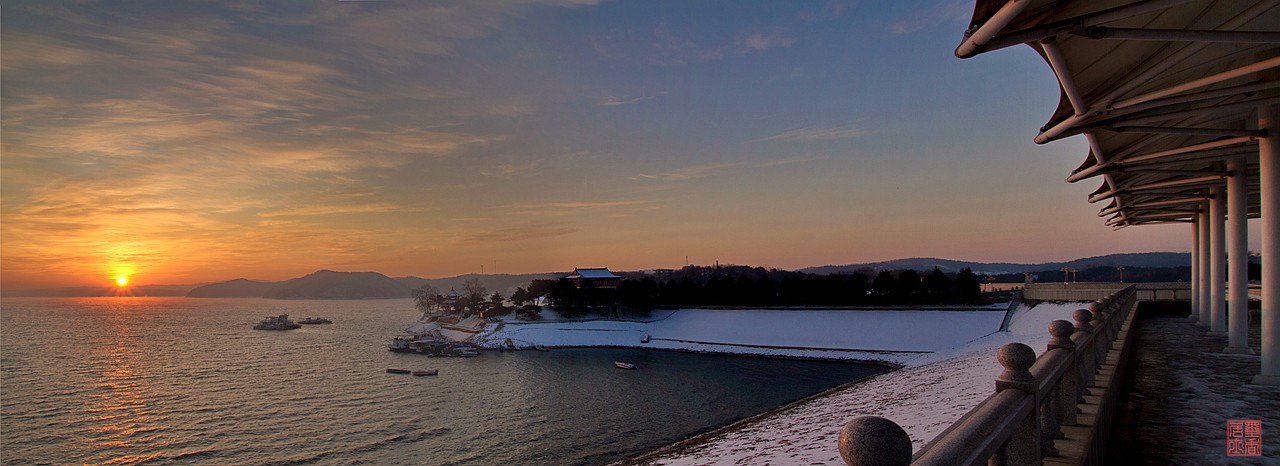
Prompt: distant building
<box><xmin>562</xmin><ymin>267</ymin><xmax>622</xmax><ymax>289</ymax></box>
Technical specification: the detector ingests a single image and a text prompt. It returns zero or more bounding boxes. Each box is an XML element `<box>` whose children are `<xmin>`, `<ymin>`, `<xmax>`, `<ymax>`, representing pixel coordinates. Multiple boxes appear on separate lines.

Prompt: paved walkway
<box><xmin>1110</xmin><ymin>310</ymin><xmax>1279</xmax><ymax>464</ymax></box>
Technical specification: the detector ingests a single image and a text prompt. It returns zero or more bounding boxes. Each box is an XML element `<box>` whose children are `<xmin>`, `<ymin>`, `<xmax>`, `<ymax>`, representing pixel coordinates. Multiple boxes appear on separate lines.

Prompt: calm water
<box><xmin>1</xmin><ymin>298</ymin><xmax>888</xmax><ymax>465</ymax></box>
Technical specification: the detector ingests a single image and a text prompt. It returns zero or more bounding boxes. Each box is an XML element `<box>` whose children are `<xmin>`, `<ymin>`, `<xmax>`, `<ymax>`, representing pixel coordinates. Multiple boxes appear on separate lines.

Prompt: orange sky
<box><xmin>0</xmin><ymin>1</ymin><xmax>1220</xmax><ymax>291</ymax></box>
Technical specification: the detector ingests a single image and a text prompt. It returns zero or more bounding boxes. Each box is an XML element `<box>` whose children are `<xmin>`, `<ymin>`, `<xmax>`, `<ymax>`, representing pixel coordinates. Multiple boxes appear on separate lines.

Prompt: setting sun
<box><xmin>115</xmin><ymin>276</ymin><xmax>129</xmax><ymax>287</ymax></box>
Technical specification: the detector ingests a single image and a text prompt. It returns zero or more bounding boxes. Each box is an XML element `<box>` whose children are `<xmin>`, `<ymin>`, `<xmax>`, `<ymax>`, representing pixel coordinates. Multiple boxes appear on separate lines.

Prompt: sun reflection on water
<box><xmin>82</xmin><ymin>305</ymin><xmax>162</xmax><ymax>462</ymax></box>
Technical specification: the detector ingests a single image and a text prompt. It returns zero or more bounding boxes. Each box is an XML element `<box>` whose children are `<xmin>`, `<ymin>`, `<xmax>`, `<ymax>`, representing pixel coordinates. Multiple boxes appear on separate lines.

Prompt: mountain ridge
<box><xmin>798</xmin><ymin>252</ymin><xmax>1195</xmax><ymax>275</ymax></box>
<box><xmin>2</xmin><ymin>252</ymin><xmax>1201</xmax><ymax>298</ymax></box>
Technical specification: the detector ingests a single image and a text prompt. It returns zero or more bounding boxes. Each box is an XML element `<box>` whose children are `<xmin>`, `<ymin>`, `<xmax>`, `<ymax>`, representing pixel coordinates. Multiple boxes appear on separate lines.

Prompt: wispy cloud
<box><xmin>759</xmin><ymin>124</ymin><xmax>873</xmax><ymax>142</ymax></box>
<box><xmin>735</xmin><ymin>27</ymin><xmax>796</xmax><ymax>54</ymax></box>
<box><xmin>630</xmin><ymin>158</ymin><xmax>817</xmax><ymax>182</ymax></box>
<box><xmin>597</xmin><ymin>92</ymin><xmax>666</xmax><ymax>107</ymax></box>
<box><xmin>502</xmin><ymin>199</ymin><xmax>661</xmax><ymax>217</ymax></box>
<box><xmin>629</xmin><ymin>163</ymin><xmax>740</xmax><ymax>182</ymax></box>
<box><xmin>463</xmin><ymin>222</ymin><xmax>578</xmax><ymax>243</ymax></box>
<box><xmin>891</xmin><ymin>0</ymin><xmax>971</xmax><ymax>35</ymax></box>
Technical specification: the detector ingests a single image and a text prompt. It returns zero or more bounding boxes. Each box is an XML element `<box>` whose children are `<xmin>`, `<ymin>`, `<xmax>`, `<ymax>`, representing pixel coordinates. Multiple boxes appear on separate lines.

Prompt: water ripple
<box><xmin>1</xmin><ymin>297</ymin><xmax>887</xmax><ymax>465</ymax></box>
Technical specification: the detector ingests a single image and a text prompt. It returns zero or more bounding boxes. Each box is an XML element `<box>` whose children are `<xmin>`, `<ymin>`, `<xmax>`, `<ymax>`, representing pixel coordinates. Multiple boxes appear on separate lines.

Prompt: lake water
<box><xmin>0</xmin><ymin>297</ymin><xmax>889</xmax><ymax>465</ymax></box>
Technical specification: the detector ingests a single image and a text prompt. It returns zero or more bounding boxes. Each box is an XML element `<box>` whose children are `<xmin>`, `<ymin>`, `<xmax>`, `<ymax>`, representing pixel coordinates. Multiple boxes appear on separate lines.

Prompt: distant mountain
<box><xmin>395</xmin><ymin>273</ymin><xmax>564</xmax><ymax>296</ymax></box>
<box><xmin>800</xmin><ymin>252</ymin><xmax>1193</xmax><ymax>275</ymax></box>
<box><xmin>262</xmin><ymin>270</ymin><xmax>411</xmax><ymax>299</ymax></box>
<box><xmin>186</xmin><ymin>278</ymin><xmax>279</xmax><ymax>298</ymax></box>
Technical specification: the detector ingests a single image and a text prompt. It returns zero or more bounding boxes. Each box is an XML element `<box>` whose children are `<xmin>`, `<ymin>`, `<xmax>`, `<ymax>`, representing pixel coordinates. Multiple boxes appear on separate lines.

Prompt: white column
<box><xmin>1191</xmin><ymin>218</ymin><xmax>1200</xmax><ymax>321</ymax></box>
<box><xmin>1255</xmin><ymin>102</ymin><xmax>1280</xmax><ymax>385</ymax></box>
<box><xmin>1199</xmin><ymin>208</ymin><xmax>1212</xmax><ymax>325</ymax></box>
<box><xmin>1226</xmin><ymin>160</ymin><xmax>1253</xmax><ymax>353</ymax></box>
<box><xmin>1211</xmin><ymin>186</ymin><xmax>1227</xmax><ymax>334</ymax></box>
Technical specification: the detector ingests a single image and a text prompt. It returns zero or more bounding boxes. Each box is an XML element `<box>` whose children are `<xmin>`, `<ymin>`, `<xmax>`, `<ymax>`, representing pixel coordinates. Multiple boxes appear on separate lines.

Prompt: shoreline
<box><xmin>600</xmin><ymin>301</ymin><xmax>1086</xmax><ymax>464</ymax></box>
<box><xmin>518</xmin><ymin>343</ymin><xmax>912</xmax><ymax>366</ymax></box>
<box><xmin>611</xmin><ymin>369</ymin><xmax>892</xmax><ymax>465</ymax></box>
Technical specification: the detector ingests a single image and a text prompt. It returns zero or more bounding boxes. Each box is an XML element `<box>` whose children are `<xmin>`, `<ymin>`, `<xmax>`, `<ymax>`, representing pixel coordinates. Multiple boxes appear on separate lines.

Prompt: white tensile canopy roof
<box><xmin>958</xmin><ymin>0</ymin><xmax>1279</xmax><ymax>229</ymax></box>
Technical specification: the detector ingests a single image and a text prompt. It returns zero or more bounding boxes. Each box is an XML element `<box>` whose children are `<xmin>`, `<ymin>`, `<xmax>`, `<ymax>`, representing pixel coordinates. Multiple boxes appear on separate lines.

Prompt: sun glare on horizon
<box><xmin>115</xmin><ymin>276</ymin><xmax>129</xmax><ymax>287</ymax></box>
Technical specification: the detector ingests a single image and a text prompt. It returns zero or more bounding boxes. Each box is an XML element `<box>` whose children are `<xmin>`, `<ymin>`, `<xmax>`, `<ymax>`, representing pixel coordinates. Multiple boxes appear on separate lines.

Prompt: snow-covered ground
<box><xmin>474</xmin><ymin>306</ymin><xmax>1010</xmax><ymax>365</ymax></box>
<box><xmin>620</xmin><ymin>301</ymin><xmax>1088</xmax><ymax>465</ymax></box>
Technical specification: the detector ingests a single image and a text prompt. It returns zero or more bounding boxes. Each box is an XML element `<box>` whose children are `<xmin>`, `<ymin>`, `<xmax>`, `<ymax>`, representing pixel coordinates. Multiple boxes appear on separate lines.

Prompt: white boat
<box><xmin>614</xmin><ymin>362</ymin><xmax>637</xmax><ymax>370</ymax></box>
<box><xmin>448</xmin><ymin>346</ymin><xmax>481</xmax><ymax>357</ymax></box>
<box><xmin>254</xmin><ymin>314</ymin><xmax>302</xmax><ymax>331</ymax></box>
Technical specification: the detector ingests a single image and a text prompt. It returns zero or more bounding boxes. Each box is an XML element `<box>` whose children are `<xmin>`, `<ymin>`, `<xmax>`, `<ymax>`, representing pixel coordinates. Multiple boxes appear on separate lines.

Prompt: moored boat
<box><xmin>411</xmin><ymin>370</ymin><xmax>439</xmax><ymax>376</ymax></box>
<box><xmin>386</xmin><ymin>368</ymin><xmax>411</xmax><ymax>374</ymax></box>
<box><xmin>254</xmin><ymin>314</ymin><xmax>302</xmax><ymax>331</ymax></box>
<box><xmin>614</xmin><ymin>362</ymin><xmax>637</xmax><ymax>370</ymax></box>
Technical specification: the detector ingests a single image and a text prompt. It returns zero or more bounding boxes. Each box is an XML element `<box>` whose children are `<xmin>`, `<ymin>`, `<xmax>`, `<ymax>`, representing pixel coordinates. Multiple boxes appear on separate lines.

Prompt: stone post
<box><xmin>991</xmin><ymin>343</ymin><xmax>1039</xmax><ymax>465</ymax></box>
<box><xmin>838</xmin><ymin>416</ymin><xmax>912</xmax><ymax>466</ymax></box>
<box><xmin>1049</xmin><ymin>320</ymin><xmax>1078</xmax><ymax>426</ymax></box>
<box><xmin>1074</xmin><ymin>309</ymin><xmax>1095</xmax><ymax>396</ymax></box>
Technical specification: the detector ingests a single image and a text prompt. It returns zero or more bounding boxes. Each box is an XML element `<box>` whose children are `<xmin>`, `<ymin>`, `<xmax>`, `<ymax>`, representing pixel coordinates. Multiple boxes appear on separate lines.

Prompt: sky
<box><xmin>0</xmin><ymin>0</ymin><xmax>1226</xmax><ymax>290</ymax></box>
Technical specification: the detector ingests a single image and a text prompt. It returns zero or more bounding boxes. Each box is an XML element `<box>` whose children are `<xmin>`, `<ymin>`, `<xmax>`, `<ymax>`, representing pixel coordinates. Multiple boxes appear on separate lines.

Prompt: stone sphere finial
<box><xmin>838</xmin><ymin>416</ymin><xmax>912</xmax><ymax>466</ymax></box>
<box><xmin>1088</xmin><ymin>301</ymin><xmax>1103</xmax><ymax>314</ymax></box>
<box><xmin>1073</xmin><ymin>309</ymin><xmax>1093</xmax><ymax>332</ymax></box>
<box><xmin>996</xmin><ymin>343</ymin><xmax>1037</xmax><ymax>392</ymax></box>
<box><xmin>1048</xmin><ymin>320</ymin><xmax>1076</xmax><ymax>351</ymax></box>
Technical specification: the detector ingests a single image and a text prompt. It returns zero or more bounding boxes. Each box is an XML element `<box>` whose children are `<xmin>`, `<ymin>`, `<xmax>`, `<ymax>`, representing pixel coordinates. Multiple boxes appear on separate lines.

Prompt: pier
<box><xmin>837</xmin><ymin>0</ymin><xmax>1278</xmax><ymax>463</ymax></box>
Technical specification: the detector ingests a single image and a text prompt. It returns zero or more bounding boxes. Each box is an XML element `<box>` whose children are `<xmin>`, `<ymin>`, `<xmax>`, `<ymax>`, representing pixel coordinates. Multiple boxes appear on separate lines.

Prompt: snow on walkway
<box><xmin>624</xmin><ymin>301</ymin><xmax>1087</xmax><ymax>465</ymax></box>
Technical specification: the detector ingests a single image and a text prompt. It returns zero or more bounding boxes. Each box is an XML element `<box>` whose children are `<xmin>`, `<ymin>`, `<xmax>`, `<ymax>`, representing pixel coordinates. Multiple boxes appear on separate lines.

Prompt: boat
<box><xmin>448</xmin><ymin>346</ymin><xmax>481</xmax><ymax>357</ymax></box>
<box><xmin>298</xmin><ymin>317</ymin><xmax>333</xmax><ymax>324</ymax></box>
<box><xmin>254</xmin><ymin>314</ymin><xmax>302</xmax><ymax>331</ymax></box>
<box><xmin>614</xmin><ymin>362</ymin><xmax>637</xmax><ymax>370</ymax></box>
<box><xmin>386</xmin><ymin>368</ymin><xmax>411</xmax><ymax>374</ymax></box>
<box><xmin>504</xmin><ymin>338</ymin><xmax>522</xmax><ymax>351</ymax></box>
<box><xmin>533</xmin><ymin>345</ymin><xmax>549</xmax><ymax>352</ymax></box>
<box><xmin>411</xmin><ymin>370</ymin><xmax>439</xmax><ymax>376</ymax></box>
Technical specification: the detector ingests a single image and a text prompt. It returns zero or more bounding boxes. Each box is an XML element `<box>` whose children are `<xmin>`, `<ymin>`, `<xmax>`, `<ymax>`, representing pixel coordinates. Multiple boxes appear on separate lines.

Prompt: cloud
<box><xmin>891</xmin><ymin>0</ymin><xmax>971</xmax><ymax>35</ymax></box>
<box><xmin>735</xmin><ymin>27</ymin><xmax>796</xmax><ymax>54</ymax></box>
<box><xmin>503</xmin><ymin>199</ymin><xmax>660</xmax><ymax>217</ymax></box>
<box><xmin>629</xmin><ymin>163</ymin><xmax>740</xmax><ymax>182</ymax></box>
<box><xmin>630</xmin><ymin>158</ymin><xmax>816</xmax><ymax>182</ymax></box>
<box><xmin>597</xmin><ymin>92</ymin><xmax>666</xmax><ymax>107</ymax></box>
<box><xmin>759</xmin><ymin>124</ymin><xmax>873</xmax><ymax>142</ymax></box>
<box><xmin>462</xmin><ymin>222</ymin><xmax>577</xmax><ymax>243</ymax></box>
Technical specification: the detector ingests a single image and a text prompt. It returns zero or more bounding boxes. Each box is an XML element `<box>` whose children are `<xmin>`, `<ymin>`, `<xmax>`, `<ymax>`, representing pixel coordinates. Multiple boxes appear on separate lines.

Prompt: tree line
<box><xmin>504</xmin><ymin>265</ymin><xmax>984</xmax><ymax>318</ymax></box>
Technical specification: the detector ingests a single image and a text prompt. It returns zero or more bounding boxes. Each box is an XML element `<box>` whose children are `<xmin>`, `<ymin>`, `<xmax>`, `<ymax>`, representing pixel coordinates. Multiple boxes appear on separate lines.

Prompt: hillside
<box><xmin>396</xmin><ymin>273</ymin><xmax>563</xmax><ymax>296</ymax></box>
<box><xmin>800</xmin><ymin>252</ymin><xmax>1193</xmax><ymax>275</ymax></box>
<box><xmin>186</xmin><ymin>278</ymin><xmax>279</xmax><ymax>298</ymax></box>
<box><xmin>261</xmin><ymin>270</ymin><xmax>411</xmax><ymax>299</ymax></box>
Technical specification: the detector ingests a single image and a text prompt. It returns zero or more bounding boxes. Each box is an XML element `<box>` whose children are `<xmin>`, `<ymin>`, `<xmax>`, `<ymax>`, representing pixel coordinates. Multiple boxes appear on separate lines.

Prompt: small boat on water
<box><xmin>411</xmin><ymin>370</ymin><xmax>439</xmax><ymax>376</ymax></box>
<box><xmin>614</xmin><ymin>362</ymin><xmax>637</xmax><ymax>370</ymax></box>
<box><xmin>298</xmin><ymin>317</ymin><xmax>333</xmax><ymax>324</ymax></box>
<box><xmin>254</xmin><ymin>314</ymin><xmax>302</xmax><ymax>331</ymax></box>
<box><xmin>448</xmin><ymin>347</ymin><xmax>481</xmax><ymax>357</ymax></box>
<box><xmin>504</xmin><ymin>338</ymin><xmax>522</xmax><ymax>351</ymax></box>
<box><xmin>386</xmin><ymin>368</ymin><xmax>412</xmax><ymax>374</ymax></box>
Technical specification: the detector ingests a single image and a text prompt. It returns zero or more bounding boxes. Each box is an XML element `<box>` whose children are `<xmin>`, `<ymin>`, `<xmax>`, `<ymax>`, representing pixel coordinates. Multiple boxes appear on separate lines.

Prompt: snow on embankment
<box><xmin>630</xmin><ymin>301</ymin><xmax>1088</xmax><ymax>466</ymax></box>
<box><xmin>476</xmin><ymin>307</ymin><xmax>1008</xmax><ymax>364</ymax></box>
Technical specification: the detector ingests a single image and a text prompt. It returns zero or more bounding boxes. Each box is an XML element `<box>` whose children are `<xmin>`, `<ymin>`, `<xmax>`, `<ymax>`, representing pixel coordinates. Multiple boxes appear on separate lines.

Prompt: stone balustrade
<box><xmin>839</xmin><ymin>285</ymin><xmax>1138</xmax><ymax>466</ymax></box>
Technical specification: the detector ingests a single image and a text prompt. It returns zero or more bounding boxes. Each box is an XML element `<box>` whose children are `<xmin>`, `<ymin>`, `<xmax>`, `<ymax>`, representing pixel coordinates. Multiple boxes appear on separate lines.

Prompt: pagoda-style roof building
<box><xmin>562</xmin><ymin>267</ymin><xmax>622</xmax><ymax>289</ymax></box>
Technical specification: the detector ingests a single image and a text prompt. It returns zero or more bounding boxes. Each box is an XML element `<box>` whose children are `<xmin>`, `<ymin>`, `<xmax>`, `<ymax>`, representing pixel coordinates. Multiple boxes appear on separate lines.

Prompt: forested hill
<box><xmin>800</xmin><ymin>252</ymin><xmax>1194</xmax><ymax>275</ymax></box>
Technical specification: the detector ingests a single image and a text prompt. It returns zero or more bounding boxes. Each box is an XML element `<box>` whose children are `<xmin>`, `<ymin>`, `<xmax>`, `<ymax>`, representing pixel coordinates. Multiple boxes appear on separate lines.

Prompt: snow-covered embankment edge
<box><xmin>618</xmin><ymin>301</ymin><xmax>1089</xmax><ymax>465</ymax></box>
<box><xmin>473</xmin><ymin>306</ymin><xmax>1011</xmax><ymax>366</ymax></box>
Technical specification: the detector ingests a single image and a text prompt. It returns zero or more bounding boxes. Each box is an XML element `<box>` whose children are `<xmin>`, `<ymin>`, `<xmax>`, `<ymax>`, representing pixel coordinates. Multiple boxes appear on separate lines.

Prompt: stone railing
<box><xmin>838</xmin><ymin>285</ymin><xmax>1138</xmax><ymax>466</ymax></box>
